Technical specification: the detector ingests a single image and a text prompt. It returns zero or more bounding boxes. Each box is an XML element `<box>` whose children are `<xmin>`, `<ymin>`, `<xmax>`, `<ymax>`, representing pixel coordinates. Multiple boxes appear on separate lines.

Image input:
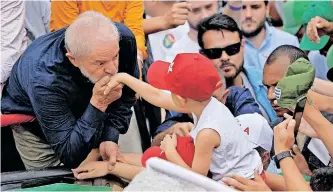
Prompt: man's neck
<box><xmin>247</xmin><ymin>27</ymin><xmax>267</xmax><ymax>49</ymax></box>
<box><xmin>232</xmin><ymin>73</ymin><xmax>244</xmax><ymax>88</ymax></box>
<box><xmin>188</xmin><ymin>28</ymin><xmax>198</xmax><ymax>43</ymax></box>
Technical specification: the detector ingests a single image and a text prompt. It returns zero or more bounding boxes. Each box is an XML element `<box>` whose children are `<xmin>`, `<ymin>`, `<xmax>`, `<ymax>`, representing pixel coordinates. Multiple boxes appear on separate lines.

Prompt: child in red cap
<box><xmin>73</xmin><ymin>53</ymin><xmax>263</xmax><ymax>182</ymax></box>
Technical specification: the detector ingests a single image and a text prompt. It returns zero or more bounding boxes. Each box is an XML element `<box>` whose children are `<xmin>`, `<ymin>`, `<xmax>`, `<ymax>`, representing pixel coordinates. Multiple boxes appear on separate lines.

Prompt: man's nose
<box><xmin>220</xmin><ymin>51</ymin><xmax>229</xmax><ymax>61</ymax></box>
<box><xmin>267</xmin><ymin>87</ymin><xmax>276</xmax><ymax>100</ymax></box>
<box><xmin>104</xmin><ymin>62</ymin><xmax>117</xmax><ymax>75</ymax></box>
<box><xmin>244</xmin><ymin>7</ymin><xmax>252</xmax><ymax>19</ymax></box>
<box><xmin>200</xmin><ymin>10</ymin><xmax>209</xmax><ymax>20</ymax></box>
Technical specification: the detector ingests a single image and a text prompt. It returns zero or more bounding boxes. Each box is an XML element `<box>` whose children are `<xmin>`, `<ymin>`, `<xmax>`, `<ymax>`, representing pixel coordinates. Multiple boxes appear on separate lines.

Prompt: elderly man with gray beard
<box><xmin>1</xmin><ymin>11</ymin><xmax>139</xmax><ymax>170</ymax></box>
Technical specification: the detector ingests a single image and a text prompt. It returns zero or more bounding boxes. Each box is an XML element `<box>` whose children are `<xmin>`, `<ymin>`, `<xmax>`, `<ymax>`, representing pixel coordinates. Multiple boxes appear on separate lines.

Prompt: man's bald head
<box><xmin>266</xmin><ymin>45</ymin><xmax>309</xmax><ymax>67</ymax></box>
<box><xmin>65</xmin><ymin>11</ymin><xmax>119</xmax><ymax>59</ymax></box>
<box><xmin>263</xmin><ymin>45</ymin><xmax>309</xmax><ymax>117</ymax></box>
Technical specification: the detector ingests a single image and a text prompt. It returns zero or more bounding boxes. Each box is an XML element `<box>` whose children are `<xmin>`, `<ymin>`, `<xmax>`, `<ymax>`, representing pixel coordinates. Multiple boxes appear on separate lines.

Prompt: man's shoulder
<box><xmin>270</xmin><ymin>26</ymin><xmax>298</xmax><ymax>42</ymax></box>
<box><xmin>115</xmin><ymin>22</ymin><xmax>135</xmax><ymax>38</ymax></box>
<box><xmin>15</xmin><ymin>28</ymin><xmax>76</xmax><ymax>88</ymax></box>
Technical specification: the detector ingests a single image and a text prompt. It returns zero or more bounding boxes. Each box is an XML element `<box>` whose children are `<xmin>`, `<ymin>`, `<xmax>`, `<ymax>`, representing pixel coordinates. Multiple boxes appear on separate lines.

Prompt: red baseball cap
<box><xmin>147</xmin><ymin>53</ymin><xmax>221</xmax><ymax>101</ymax></box>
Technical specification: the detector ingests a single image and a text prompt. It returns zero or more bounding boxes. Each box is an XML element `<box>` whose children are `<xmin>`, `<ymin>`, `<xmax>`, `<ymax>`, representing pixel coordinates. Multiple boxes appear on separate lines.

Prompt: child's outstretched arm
<box><xmin>73</xmin><ymin>161</ymin><xmax>144</xmax><ymax>181</ymax></box>
<box><xmin>104</xmin><ymin>73</ymin><xmax>189</xmax><ymax>113</ymax></box>
<box><xmin>163</xmin><ymin>130</ymin><xmax>220</xmax><ymax>176</ymax></box>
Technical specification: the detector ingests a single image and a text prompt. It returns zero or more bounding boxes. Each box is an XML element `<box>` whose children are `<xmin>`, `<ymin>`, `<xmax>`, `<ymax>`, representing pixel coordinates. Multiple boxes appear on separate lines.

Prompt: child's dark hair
<box><xmin>310</xmin><ymin>167</ymin><xmax>333</xmax><ymax>191</ymax></box>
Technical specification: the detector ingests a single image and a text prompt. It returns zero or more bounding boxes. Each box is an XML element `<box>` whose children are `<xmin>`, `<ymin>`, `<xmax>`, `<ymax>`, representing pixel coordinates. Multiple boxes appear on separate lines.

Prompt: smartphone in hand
<box><xmin>293</xmin><ymin>95</ymin><xmax>307</xmax><ymax>139</ymax></box>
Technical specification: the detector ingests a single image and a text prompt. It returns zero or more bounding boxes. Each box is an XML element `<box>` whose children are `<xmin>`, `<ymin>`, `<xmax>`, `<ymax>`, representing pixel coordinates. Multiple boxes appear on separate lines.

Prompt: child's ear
<box><xmin>176</xmin><ymin>95</ymin><xmax>187</xmax><ymax>106</ymax></box>
<box><xmin>221</xmin><ymin>89</ymin><xmax>230</xmax><ymax>104</ymax></box>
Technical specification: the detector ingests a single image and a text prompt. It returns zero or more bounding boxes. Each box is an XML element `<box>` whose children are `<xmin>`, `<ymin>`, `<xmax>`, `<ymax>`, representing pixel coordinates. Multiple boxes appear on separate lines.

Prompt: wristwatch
<box><xmin>274</xmin><ymin>151</ymin><xmax>293</xmax><ymax>169</ymax></box>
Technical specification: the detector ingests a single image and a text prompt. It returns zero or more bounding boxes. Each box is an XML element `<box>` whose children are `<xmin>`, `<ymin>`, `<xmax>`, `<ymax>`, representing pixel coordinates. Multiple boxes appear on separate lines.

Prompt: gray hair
<box><xmin>65</xmin><ymin>11</ymin><xmax>120</xmax><ymax>59</ymax></box>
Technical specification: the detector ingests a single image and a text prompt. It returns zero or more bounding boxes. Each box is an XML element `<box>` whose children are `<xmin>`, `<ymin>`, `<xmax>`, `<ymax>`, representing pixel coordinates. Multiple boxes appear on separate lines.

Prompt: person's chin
<box><xmin>223</xmin><ymin>72</ymin><xmax>236</xmax><ymax>80</ymax></box>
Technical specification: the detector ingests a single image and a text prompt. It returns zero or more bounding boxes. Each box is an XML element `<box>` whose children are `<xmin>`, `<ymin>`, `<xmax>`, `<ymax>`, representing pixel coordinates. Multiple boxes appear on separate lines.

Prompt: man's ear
<box><xmin>221</xmin><ymin>89</ymin><xmax>230</xmax><ymax>104</ymax></box>
<box><xmin>241</xmin><ymin>39</ymin><xmax>246</xmax><ymax>48</ymax></box>
<box><xmin>65</xmin><ymin>52</ymin><xmax>79</xmax><ymax>67</ymax></box>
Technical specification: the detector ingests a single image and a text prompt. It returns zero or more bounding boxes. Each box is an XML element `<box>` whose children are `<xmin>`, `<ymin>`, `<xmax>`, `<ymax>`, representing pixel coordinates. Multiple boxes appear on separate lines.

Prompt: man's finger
<box><xmin>222</xmin><ymin>177</ymin><xmax>246</xmax><ymax>191</ymax></box>
<box><xmin>292</xmin><ymin>144</ymin><xmax>301</xmax><ymax>154</ymax></box>
<box><xmin>175</xmin><ymin>2</ymin><xmax>191</xmax><ymax>11</ymax></box>
<box><xmin>174</xmin><ymin>7</ymin><xmax>189</xmax><ymax>15</ymax></box>
<box><xmin>287</xmin><ymin>119</ymin><xmax>296</xmax><ymax>136</ymax></box>
<box><xmin>311</xmin><ymin>18</ymin><xmax>320</xmax><ymax>42</ymax></box>
<box><xmin>72</xmin><ymin>169</ymin><xmax>79</xmax><ymax>178</ymax></box>
<box><xmin>76</xmin><ymin>171</ymin><xmax>95</xmax><ymax>180</ymax></box>
<box><xmin>108</xmin><ymin>151</ymin><xmax>117</xmax><ymax>167</ymax></box>
<box><xmin>72</xmin><ymin>166</ymin><xmax>89</xmax><ymax>173</ymax></box>
<box><xmin>180</xmin><ymin>126</ymin><xmax>190</xmax><ymax>135</ymax></box>
<box><xmin>283</xmin><ymin>113</ymin><xmax>292</xmax><ymax>119</ymax></box>
<box><xmin>175</xmin><ymin>127</ymin><xmax>186</xmax><ymax>136</ymax></box>
<box><xmin>174</xmin><ymin>14</ymin><xmax>188</xmax><ymax>21</ymax></box>
<box><xmin>275</xmin><ymin>117</ymin><xmax>292</xmax><ymax>131</ymax></box>
<box><xmin>114</xmin><ymin>83</ymin><xmax>124</xmax><ymax>90</ymax></box>
<box><xmin>230</xmin><ymin>174</ymin><xmax>252</xmax><ymax>186</ymax></box>
<box><xmin>100</xmin><ymin>145</ymin><xmax>108</xmax><ymax>161</ymax></box>
<box><xmin>97</xmin><ymin>75</ymin><xmax>111</xmax><ymax>87</ymax></box>
<box><xmin>104</xmin><ymin>81</ymin><xmax>119</xmax><ymax>95</ymax></box>
<box><xmin>253</xmin><ymin>169</ymin><xmax>264</xmax><ymax>182</ymax></box>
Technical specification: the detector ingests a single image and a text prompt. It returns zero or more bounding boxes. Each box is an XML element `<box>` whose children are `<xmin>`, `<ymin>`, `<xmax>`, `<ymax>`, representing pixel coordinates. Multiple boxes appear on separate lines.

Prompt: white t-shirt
<box><xmin>165</xmin><ymin>34</ymin><xmax>201</xmax><ymax>62</ymax></box>
<box><xmin>190</xmin><ymin>97</ymin><xmax>263</xmax><ymax>182</ymax></box>
<box><xmin>147</xmin><ymin>15</ymin><xmax>190</xmax><ymax>61</ymax></box>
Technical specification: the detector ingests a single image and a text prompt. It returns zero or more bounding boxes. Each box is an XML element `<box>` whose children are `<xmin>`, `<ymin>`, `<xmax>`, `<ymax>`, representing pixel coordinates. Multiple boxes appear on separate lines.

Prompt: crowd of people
<box><xmin>1</xmin><ymin>0</ymin><xmax>333</xmax><ymax>191</ymax></box>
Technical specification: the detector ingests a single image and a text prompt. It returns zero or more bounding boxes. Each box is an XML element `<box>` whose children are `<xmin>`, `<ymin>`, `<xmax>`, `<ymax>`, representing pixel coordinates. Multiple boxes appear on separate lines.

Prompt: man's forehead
<box><xmin>242</xmin><ymin>0</ymin><xmax>265</xmax><ymax>5</ymax></box>
<box><xmin>204</xmin><ymin>30</ymin><xmax>240</xmax><ymax>42</ymax></box>
<box><xmin>263</xmin><ymin>64</ymin><xmax>287</xmax><ymax>85</ymax></box>
<box><xmin>190</xmin><ymin>0</ymin><xmax>217</xmax><ymax>8</ymax></box>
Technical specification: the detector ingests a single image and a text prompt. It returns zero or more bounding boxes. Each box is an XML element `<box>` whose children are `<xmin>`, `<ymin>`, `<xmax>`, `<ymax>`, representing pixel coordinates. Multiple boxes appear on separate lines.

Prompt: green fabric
<box><xmin>16</xmin><ymin>183</ymin><xmax>112</xmax><ymax>191</ymax></box>
<box><xmin>301</xmin><ymin>1</ymin><xmax>333</xmax><ymax>24</ymax></box>
<box><xmin>300</xmin><ymin>33</ymin><xmax>330</xmax><ymax>51</ymax></box>
<box><xmin>278</xmin><ymin>172</ymin><xmax>311</xmax><ymax>182</ymax></box>
<box><xmin>282</xmin><ymin>1</ymin><xmax>303</xmax><ymax>35</ymax></box>
<box><xmin>327</xmin><ymin>45</ymin><xmax>333</xmax><ymax>81</ymax></box>
<box><xmin>299</xmin><ymin>1</ymin><xmax>333</xmax><ymax>50</ymax></box>
<box><xmin>292</xmin><ymin>1</ymin><xmax>312</xmax><ymax>24</ymax></box>
<box><xmin>327</xmin><ymin>45</ymin><xmax>333</xmax><ymax>69</ymax></box>
<box><xmin>275</xmin><ymin>58</ymin><xmax>315</xmax><ymax>109</ymax></box>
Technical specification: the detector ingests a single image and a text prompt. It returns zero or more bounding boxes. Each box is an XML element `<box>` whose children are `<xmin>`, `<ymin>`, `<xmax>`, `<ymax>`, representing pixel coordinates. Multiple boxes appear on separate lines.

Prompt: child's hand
<box><xmin>72</xmin><ymin>161</ymin><xmax>111</xmax><ymax>180</ymax></box>
<box><xmin>104</xmin><ymin>74</ymin><xmax>123</xmax><ymax>95</ymax></box>
<box><xmin>160</xmin><ymin>133</ymin><xmax>177</xmax><ymax>152</ymax></box>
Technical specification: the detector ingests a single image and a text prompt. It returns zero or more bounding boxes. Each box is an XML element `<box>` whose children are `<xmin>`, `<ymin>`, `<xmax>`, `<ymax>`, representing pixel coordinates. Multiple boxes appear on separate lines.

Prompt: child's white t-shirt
<box><xmin>189</xmin><ymin>97</ymin><xmax>263</xmax><ymax>182</ymax></box>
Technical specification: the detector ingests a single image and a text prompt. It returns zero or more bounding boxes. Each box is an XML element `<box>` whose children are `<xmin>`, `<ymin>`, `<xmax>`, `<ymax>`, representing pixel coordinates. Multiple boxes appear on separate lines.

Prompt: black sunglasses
<box><xmin>200</xmin><ymin>42</ymin><xmax>241</xmax><ymax>59</ymax></box>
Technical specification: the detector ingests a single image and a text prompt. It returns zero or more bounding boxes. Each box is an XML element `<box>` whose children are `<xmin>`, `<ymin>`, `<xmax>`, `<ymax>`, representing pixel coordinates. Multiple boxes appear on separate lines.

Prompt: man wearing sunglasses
<box><xmin>197</xmin><ymin>13</ymin><xmax>277</xmax><ymax>122</ymax></box>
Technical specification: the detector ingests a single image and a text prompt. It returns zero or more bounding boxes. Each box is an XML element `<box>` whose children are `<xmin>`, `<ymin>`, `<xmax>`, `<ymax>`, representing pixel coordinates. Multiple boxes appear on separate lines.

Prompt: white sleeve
<box><xmin>293</xmin><ymin>36</ymin><xmax>300</xmax><ymax>47</ymax></box>
<box><xmin>41</xmin><ymin>0</ymin><xmax>51</xmax><ymax>33</ymax></box>
<box><xmin>1</xmin><ymin>0</ymin><xmax>27</xmax><ymax>84</ymax></box>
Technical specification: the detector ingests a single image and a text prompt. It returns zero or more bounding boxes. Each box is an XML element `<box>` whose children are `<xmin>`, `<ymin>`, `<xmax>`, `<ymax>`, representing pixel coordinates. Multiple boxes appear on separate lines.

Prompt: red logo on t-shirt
<box><xmin>244</xmin><ymin>127</ymin><xmax>250</xmax><ymax>135</ymax></box>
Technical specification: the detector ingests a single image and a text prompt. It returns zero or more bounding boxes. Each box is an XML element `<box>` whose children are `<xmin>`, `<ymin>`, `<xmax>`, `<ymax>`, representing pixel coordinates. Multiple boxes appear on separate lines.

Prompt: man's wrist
<box><xmin>90</xmin><ymin>98</ymin><xmax>108</xmax><ymax>112</ymax></box>
<box><xmin>275</xmin><ymin>148</ymin><xmax>290</xmax><ymax>155</ymax></box>
<box><xmin>328</xmin><ymin>22</ymin><xmax>333</xmax><ymax>35</ymax></box>
<box><xmin>279</xmin><ymin>155</ymin><xmax>293</xmax><ymax>167</ymax></box>
<box><xmin>161</xmin><ymin>15</ymin><xmax>172</xmax><ymax>30</ymax></box>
